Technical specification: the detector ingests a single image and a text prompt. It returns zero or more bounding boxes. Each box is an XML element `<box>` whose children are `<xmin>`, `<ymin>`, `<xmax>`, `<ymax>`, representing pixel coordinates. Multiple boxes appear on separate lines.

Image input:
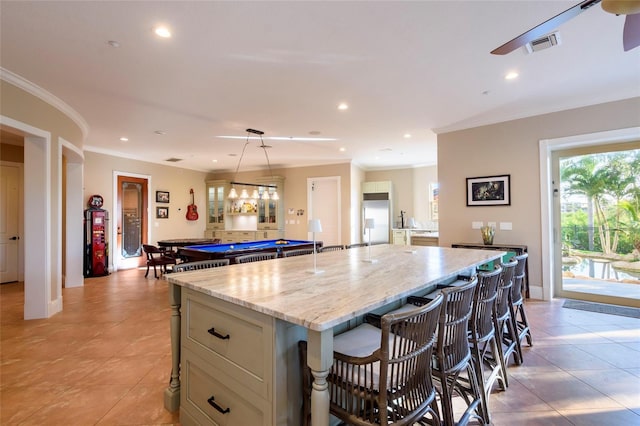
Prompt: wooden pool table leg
<box><xmin>307</xmin><ymin>329</ymin><xmax>333</xmax><ymax>426</ymax></box>
<box><xmin>164</xmin><ymin>283</ymin><xmax>182</xmax><ymax>412</ymax></box>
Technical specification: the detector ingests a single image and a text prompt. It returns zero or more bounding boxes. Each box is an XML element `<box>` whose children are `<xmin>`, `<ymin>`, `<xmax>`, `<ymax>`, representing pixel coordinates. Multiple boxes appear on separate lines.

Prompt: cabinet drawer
<box><xmin>183</xmin><ymin>289</ymin><xmax>273</xmax><ymax>398</ymax></box>
<box><xmin>181</xmin><ymin>349</ymin><xmax>270</xmax><ymax>426</ymax></box>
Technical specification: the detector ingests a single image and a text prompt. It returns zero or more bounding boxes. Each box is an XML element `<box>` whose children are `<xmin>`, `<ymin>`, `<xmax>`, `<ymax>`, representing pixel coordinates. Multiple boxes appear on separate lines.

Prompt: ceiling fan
<box><xmin>491</xmin><ymin>0</ymin><xmax>640</xmax><ymax>54</ymax></box>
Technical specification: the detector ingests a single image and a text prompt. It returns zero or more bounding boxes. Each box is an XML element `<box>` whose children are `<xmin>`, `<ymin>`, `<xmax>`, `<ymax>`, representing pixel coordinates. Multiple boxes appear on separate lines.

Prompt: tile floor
<box><xmin>1</xmin><ymin>269</ymin><xmax>639</xmax><ymax>425</ymax></box>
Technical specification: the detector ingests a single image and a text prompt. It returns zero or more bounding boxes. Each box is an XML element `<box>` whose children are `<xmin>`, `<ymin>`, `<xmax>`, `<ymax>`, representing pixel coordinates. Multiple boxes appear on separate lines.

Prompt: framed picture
<box><xmin>466</xmin><ymin>174</ymin><xmax>511</xmax><ymax>206</ymax></box>
<box><xmin>156</xmin><ymin>206</ymin><xmax>169</xmax><ymax>219</ymax></box>
<box><xmin>156</xmin><ymin>191</ymin><xmax>170</xmax><ymax>203</ymax></box>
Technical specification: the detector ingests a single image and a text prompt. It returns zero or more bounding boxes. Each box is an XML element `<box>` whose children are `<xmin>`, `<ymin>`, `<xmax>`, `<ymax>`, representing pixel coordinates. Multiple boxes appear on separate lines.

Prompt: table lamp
<box><xmin>308</xmin><ymin>219</ymin><xmax>324</xmax><ymax>274</ymax></box>
<box><xmin>363</xmin><ymin>218</ymin><xmax>378</xmax><ymax>263</ymax></box>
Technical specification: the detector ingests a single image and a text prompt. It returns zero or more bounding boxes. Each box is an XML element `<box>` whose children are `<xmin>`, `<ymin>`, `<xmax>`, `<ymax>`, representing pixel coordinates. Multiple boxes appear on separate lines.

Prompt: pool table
<box><xmin>178</xmin><ymin>239</ymin><xmax>322</xmax><ymax>263</ymax></box>
<box><xmin>157</xmin><ymin>238</ymin><xmax>221</xmax><ymax>251</ymax></box>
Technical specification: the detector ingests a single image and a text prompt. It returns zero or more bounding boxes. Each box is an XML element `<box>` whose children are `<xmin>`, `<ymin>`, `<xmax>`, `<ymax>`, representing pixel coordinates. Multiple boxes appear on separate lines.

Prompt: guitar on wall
<box><xmin>186</xmin><ymin>188</ymin><xmax>199</xmax><ymax>221</ymax></box>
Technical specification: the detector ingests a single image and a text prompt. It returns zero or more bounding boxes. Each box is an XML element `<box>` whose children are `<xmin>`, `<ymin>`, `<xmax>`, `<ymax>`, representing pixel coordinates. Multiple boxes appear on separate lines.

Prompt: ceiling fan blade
<box><xmin>491</xmin><ymin>0</ymin><xmax>602</xmax><ymax>55</ymax></box>
<box><xmin>623</xmin><ymin>13</ymin><xmax>640</xmax><ymax>51</ymax></box>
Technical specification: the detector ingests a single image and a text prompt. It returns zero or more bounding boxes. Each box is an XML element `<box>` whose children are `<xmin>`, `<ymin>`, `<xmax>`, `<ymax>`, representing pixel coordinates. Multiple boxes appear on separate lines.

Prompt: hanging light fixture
<box><xmin>227</xmin><ymin>128</ymin><xmax>279</xmax><ymax>200</ymax></box>
<box><xmin>253</xmin><ymin>129</ymin><xmax>279</xmax><ymax>201</ymax></box>
<box><xmin>228</xmin><ymin>136</ymin><xmax>251</xmax><ymax>199</ymax></box>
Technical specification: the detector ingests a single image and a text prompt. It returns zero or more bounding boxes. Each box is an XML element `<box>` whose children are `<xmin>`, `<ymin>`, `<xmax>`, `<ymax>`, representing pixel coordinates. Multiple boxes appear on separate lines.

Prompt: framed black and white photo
<box><xmin>156</xmin><ymin>191</ymin><xmax>170</xmax><ymax>203</ymax></box>
<box><xmin>156</xmin><ymin>206</ymin><xmax>169</xmax><ymax>218</ymax></box>
<box><xmin>466</xmin><ymin>175</ymin><xmax>510</xmax><ymax>206</ymax></box>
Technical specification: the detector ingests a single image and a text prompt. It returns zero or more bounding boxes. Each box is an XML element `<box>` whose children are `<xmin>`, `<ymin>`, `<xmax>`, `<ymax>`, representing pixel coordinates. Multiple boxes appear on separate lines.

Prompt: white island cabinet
<box><xmin>165</xmin><ymin>245</ymin><xmax>504</xmax><ymax>426</ymax></box>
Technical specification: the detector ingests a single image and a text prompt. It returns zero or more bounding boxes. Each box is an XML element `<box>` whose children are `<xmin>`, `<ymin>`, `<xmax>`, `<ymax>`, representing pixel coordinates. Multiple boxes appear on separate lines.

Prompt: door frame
<box><xmin>539</xmin><ymin>126</ymin><xmax>640</xmax><ymax>302</ymax></box>
<box><xmin>112</xmin><ymin>171</ymin><xmax>151</xmax><ymax>271</ymax></box>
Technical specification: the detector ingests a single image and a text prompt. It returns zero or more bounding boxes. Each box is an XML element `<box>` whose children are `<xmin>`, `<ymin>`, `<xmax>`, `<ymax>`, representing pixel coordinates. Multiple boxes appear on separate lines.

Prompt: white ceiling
<box><xmin>1</xmin><ymin>1</ymin><xmax>639</xmax><ymax>173</ymax></box>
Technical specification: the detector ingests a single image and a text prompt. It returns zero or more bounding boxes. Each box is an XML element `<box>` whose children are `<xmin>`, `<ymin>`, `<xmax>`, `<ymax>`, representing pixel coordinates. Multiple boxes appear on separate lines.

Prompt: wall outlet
<box><xmin>472</xmin><ymin>221</ymin><xmax>483</xmax><ymax>229</ymax></box>
<box><xmin>500</xmin><ymin>222</ymin><xmax>512</xmax><ymax>230</ymax></box>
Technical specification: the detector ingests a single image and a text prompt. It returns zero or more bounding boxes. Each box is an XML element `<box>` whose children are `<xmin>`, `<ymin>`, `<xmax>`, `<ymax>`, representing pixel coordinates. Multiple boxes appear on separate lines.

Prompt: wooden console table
<box><xmin>451</xmin><ymin>242</ymin><xmax>529</xmax><ymax>298</ymax></box>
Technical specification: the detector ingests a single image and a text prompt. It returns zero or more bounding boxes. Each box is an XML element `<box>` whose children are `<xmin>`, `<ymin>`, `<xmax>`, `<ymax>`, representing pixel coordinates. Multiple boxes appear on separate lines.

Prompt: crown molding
<box><xmin>1</xmin><ymin>67</ymin><xmax>89</xmax><ymax>140</ymax></box>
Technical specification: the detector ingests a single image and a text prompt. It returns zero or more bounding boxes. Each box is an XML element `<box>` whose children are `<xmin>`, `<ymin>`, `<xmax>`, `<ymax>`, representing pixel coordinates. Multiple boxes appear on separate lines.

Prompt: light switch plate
<box><xmin>472</xmin><ymin>221</ymin><xmax>483</xmax><ymax>229</ymax></box>
<box><xmin>500</xmin><ymin>222</ymin><xmax>512</xmax><ymax>230</ymax></box>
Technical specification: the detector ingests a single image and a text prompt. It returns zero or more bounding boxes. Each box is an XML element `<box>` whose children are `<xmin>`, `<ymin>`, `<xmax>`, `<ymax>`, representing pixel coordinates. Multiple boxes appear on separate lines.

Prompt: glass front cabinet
<box><xmin>255</xmin><ymin>176</ymin><xmax>284</xmax><ymax>230</ymax></box>
<box><xmin>205</xmin><ymin>179</ymin><xmax>228</xmax><ymax>230</ymax></box>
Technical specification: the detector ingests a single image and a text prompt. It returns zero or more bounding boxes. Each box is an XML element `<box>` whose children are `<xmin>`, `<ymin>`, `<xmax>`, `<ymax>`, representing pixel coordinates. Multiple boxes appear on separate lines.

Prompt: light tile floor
<box><xmin>1</xmin><ymin>269</ymin><xmax>639</xmax><ymax>425</ymax></box>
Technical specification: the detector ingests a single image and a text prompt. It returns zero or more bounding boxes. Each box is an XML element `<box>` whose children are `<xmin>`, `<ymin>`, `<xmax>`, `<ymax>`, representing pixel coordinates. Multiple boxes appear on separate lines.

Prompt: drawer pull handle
<box><xmin>207</xmin><ymin>327</ymin><xmax>230</xmax><ymax>340</ymax></box>
<box><xmin>207</xmin><ymin>396</ymin><xmax>230</xmax><ymax>414</ymax></box>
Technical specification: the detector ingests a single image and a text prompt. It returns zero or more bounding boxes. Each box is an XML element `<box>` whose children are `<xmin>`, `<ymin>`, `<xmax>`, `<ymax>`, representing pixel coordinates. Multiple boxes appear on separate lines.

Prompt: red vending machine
<box><xmin>84</xmin><ymin>195</ymin><xmax>109</xmax><ymax>277</ymax></box>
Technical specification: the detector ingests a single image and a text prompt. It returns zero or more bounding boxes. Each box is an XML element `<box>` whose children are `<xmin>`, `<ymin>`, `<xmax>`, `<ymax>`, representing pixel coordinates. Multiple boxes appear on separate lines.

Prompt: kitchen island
<box><xmin>164</xmin><ymin>244</ymin><xmax>504</xmax><ymax>425</ymax></box>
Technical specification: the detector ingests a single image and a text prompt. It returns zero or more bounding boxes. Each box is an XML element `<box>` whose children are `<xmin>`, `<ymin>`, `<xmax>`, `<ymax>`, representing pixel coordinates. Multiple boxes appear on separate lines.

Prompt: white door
<box><xmin>307</xmin><ymin>177</ymin><xmax>341</xmax><ymax>246</ymax></box>
<box><xmin>0</xmin><ymin>163</ymin><xmax>20</xmax><ymax>283</ymax></box>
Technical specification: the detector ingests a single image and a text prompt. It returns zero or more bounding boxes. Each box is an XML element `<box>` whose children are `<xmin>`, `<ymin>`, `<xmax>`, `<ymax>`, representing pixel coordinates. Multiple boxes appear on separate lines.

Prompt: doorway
<box><xmin>115</xmin><ymin>174</ymin><xmax>149</xmax><ymax>270</ymax></box>
<box><xmin>0</xmin><ymin>162</ymin><xmax>22</xmax><ymax>283</ymax></box>
<box><xmin>553</xmin><ymin>144</ymin><xmax>640</xmax><ymax>307</ymax></box>
<box><xmin>307</xmin><ymin>177</ymin><xmax>341</xmax><ymax>246</ymax></box>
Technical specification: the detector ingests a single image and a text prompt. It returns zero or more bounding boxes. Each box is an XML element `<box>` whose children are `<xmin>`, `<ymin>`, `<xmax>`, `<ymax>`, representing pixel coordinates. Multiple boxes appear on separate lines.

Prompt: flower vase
<box><xmin>481</xmin><ymin>226</ymin><xmax>495</xmax><ymax>245</ymax></box>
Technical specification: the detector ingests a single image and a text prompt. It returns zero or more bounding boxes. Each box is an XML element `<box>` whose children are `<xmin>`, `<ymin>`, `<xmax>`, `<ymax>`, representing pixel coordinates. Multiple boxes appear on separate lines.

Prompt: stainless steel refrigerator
<box><xmin>362</xmin><ymin>193</ymin><xmax>391</xmax><ymax>244</ymax></box>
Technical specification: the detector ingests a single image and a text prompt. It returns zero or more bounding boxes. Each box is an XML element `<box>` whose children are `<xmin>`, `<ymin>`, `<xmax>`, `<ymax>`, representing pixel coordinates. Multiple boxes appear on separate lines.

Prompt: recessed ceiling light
<box><xmin>339</xmin><ymin>147</ymin><xmax>346</xmax><ymax>152</ymax></box>
<box><xmin>338</xmin><ymin>103</ymin><xmax>349</xmax><ymax>111</ymax></box>
<box><xmin>107</xmin><ymin>40</ymin><xmax>120</xmax><ymax>48</ymax></box>
<box><xmin>154</xmin><ymin>26</ymin><xmax>172</xmax><ymax>38</ymax></box>
<box><xmin>403</xmin><ymin>133</ymin><xmax>412</xmax><ymax>139</ymax></box>
<box><xmin>119</xmin><ymin>137</ymin><xmax>128</xmax><ymax>142</ymax></box>
<box><xmin>212</xmin><ymin>159</ymin><xmax>218</xmax><ymax>163</ymax></box>
<box><xmin>154</xmin><ymin>130</ymin><xmax>166</xmax><ymax>135</ymax></box>
<box><xmin>505</xmin><ymin>71</ymin><xmax>519</xmax><ymax>80</ymax></box>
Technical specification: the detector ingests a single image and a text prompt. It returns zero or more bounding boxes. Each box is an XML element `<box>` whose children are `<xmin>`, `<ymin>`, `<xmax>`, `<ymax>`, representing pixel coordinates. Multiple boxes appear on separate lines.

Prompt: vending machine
<box><xmin>84</xmin><ymin>194</ymin><xmax>109</xmax><ymax>277</ymax></box>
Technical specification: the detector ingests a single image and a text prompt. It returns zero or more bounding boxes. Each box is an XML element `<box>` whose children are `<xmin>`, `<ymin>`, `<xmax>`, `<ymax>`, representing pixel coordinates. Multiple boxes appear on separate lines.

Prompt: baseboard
<box><xmin>49</xmin><ymin>296</ymin><xmax>63</xmax><ymax>316</ymax></box>
<box><xmin>529</xmin><ymin>285</ymin><xmax>543</xmax><ymax>300</ymax></box>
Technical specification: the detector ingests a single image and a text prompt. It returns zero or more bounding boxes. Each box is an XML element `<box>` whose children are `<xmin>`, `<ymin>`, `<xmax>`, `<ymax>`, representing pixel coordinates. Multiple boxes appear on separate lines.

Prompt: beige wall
<box><xmin>365</xmin><ymin>165</ymin><xmax>438</xmax><ymax>228</ymax></box>
<box><xmin>208</xmin><ymin>162</ymin><xmax>356</xmax><ymax>244</ymax></box>
<box><xmin>84</xmin><ymin>152</ymin><xmax>209</xmax><ymax>248</ymax></box>
<box><xmin>1</xmin><ymin>81</ymin><xmax>84</xmax><ymax>147</ymax></box>
<box><xmin>1</xmin><ymin>79</ymin><xmax>84</xmax><ymax>313</ymax></box>
<box><xmin>437</xmin><ymin>97</ymin><xmax>640</xmax><ymax>299</ymax></box>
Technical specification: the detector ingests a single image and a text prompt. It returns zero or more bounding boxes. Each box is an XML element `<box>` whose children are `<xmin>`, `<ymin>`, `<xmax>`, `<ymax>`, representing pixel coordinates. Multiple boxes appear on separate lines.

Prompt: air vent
<box><xmin>164</xmin><ymin>157</ymin><xmax>183</xmax><ymax>162</ymax></box>
<box><xmin>524</xmin><ymin>32</ymin><xmax>561</xmax><ymax>54</ymax></box>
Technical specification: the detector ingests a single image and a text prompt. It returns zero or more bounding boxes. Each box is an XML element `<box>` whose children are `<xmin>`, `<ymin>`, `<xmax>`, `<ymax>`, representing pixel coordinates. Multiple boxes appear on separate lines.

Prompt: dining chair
<box><xmin>142</xmin><ymin>244</ymin><xmax>177</xmax><ymax>278</ymax></box>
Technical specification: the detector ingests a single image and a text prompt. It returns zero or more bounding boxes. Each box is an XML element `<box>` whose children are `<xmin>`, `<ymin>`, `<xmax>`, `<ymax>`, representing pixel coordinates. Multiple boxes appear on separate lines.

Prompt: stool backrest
<box><xmin>436</xmin><ymin>278</ymin><xmax>478</xmax><ymax>373</ymax></box>
<box><xmin>173</xmin><ymin>259</ymin><xmax>229</xmax><ymax>272</ymax></box>
<box><xmin>511</xmin><ymin>253</ymin><xmax>528</xmax><ymax>305</ymax></box>
<box><xmin>471</xmin><ymin>267</ymin><xmax>502</xmax><ymax>340</ymax></box>
<box><xmin>235</xmin><ymin>252</ymin><xmax>277</xmax><ymax>263</ymax></box>
<box><xmin>495</xmin><ymin>260</ymin><xmax>517</xmax><ymax>319</ymax></box>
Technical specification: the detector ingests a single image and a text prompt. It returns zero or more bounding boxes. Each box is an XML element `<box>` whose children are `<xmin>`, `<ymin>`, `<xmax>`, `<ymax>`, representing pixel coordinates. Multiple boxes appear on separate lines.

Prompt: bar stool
<box><xmin>492</xmin><ymin>259</ymin><xmax>519</xmax><ymax>378</ymax></box>
<box><xmin>510</xmin><ymin>253</ymin><xmax>532</xmax><ymax>363</ymax></box>
<box><xmin>235</xmin><ymin>252</ymin><xmax>277</xmax><ymax>263</ymax></box>
<box><xmin>431</xmin><ymin>279</ymin><xmax>482</xmax><ymax>426</ymax></box>
<box><xmin>465</xmin><ymin>267</ymin><xmax>505</xmax><ymax>424</ymax></box>
<box><xmin>298</xmin><ymin>295</ymin><xmax>444</xmax><ymax>426</ymax></box>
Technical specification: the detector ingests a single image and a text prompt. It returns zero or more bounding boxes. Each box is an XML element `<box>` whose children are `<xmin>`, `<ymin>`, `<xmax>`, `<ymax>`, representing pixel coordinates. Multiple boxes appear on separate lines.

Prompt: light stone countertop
<box><xmin>167</xmin><ymin>244</ymin><xmax>503</xmax><ymax>331</ymax></box>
